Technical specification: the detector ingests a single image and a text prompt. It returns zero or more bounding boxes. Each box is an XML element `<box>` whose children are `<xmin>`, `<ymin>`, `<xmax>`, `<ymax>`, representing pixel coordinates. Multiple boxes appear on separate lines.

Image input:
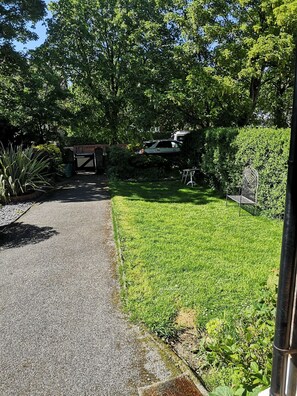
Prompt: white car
<box><xmin>139</xmin><ymin>140</ymin><xmax>182</xmax><ymax>155</ymax></box>
<box><xmin>172</xmin><ymin>130</ymin><xmax>190</xmax><ymax>142</ymax></box>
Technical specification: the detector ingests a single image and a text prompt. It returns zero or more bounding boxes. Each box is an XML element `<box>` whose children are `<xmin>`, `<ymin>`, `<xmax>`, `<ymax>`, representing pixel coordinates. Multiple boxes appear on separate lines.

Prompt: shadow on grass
<box><xmin>111</xmin><ymin>180</ymin><xmax>219</xmax><ymax>205</ymax></box>
<box><xmin>226</xmin><ymin>200</ymin><xmax>261</xmax><ymax>216</ymax></box>
<box><xmin>0</xmin><ymin>222</ymin><xmax>59</xmax><ymax>250</ymax></box>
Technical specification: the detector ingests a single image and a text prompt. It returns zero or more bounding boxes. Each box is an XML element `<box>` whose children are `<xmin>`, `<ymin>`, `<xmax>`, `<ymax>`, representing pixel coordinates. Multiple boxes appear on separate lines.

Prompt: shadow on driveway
<box><xmin>45</xmin><ymin>174</ymin><xmax>110</xmax><ymax>204</ymax></box>
<box><xmin>0</xmin><ymin>222</ymin><xmax>58</xmax><ymax>250</ymax></box>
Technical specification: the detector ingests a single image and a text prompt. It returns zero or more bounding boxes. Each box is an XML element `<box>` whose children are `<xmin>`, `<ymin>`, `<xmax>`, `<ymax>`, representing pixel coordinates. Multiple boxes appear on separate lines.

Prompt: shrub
<box><xmin>181</xmin><ymin>128</ymin><xmax>240</xmax><ymax>190</ymax></box>
<box><xmin>107</xmin><ymin>146</ymin><xmax>175</xmax><ymax>180</ymax></box>
<box><xmin>107</xmin><ymin>146</ymin><xmax>134</xmax><ymax>179</ymax></box>
<box><xmin>0</xmin><ymin>144</ymin><xmax>51</xmax><ymax>202</ymax></box>
<box><xmin>200</xmin><ymin>128</ymin><xmax>240</xmax><ymax>192</ymax></box>
<box><xmin>34</xmin><ymin>143</ymin><xmax>63</xmax><ymax>178</ymax></box>
<box><xmin>199</xmin><ymin>272</ymin><xmax>278</xmax><ymax>395</ymax></box>
<box><xmin>61</xmin><ymin>148</ymin><xmax>75</xmax><ymax>164</ymax></box>
<box><xmin>180</xmin><ymin>130</ymin><xmax>205</xmax><ymax>170</ymax></box>
<box><xmin>183</xmin><ymin>127</ymin><xmax>290</xmax><ymax>218</ymax></box>
<box><xmin>234</xmin><ymin>128</ymin><xmax>290</xmax><ymax>218</ymax></box>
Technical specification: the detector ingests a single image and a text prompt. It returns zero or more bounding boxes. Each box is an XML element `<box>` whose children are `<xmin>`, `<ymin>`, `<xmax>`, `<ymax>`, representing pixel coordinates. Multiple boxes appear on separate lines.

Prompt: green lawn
<box><xmin>111</xmin><ymin>180</ymin><xmax>283</xmax><ymax>337</ymax></box>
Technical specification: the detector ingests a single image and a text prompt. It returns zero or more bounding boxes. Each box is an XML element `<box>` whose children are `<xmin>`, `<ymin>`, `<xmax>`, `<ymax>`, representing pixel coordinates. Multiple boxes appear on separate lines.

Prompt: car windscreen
<box><xmin>156</xmin><ymin>141</ymin><xmax>173</xmax><ymax>148</ymax></box>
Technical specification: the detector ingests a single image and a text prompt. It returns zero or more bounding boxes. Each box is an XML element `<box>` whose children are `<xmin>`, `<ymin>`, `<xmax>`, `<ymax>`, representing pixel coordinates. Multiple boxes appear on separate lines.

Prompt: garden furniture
<box><xmin>226</xmin><ymin>166</ymin><xmax>258</xmax><ymax>215</ymax></box>
<box><xmin>181</xmin><ymin>168</ymin><xmax>198</xmax><ymax>187</ymax></box>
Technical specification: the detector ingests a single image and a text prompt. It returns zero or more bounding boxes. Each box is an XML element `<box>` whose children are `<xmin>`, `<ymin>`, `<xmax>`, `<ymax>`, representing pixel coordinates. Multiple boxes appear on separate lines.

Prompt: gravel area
<box><xmin>0</xmin><ymin>202</ymin><xmax>34</xmax><ymax>227</ymax></box>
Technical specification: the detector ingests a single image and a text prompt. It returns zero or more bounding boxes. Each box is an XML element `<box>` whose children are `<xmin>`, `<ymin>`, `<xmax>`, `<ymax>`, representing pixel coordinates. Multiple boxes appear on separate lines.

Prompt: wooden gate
<box><xmin>75</xmin><ymin>153</ymin><xmax>95</xmax><ymax>171</ymax></box>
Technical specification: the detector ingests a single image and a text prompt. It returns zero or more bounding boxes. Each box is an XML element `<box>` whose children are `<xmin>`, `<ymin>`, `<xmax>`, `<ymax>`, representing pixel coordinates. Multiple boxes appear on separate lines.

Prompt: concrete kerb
<box><xmin>142</xmin><ymin>330</ymin><xmax>208</xmax><ymax>396</ymax></box>
<box><xmin>111</xmin><ymin>197</ymin><xmax>128</xmax><ymax>298</ymax></box>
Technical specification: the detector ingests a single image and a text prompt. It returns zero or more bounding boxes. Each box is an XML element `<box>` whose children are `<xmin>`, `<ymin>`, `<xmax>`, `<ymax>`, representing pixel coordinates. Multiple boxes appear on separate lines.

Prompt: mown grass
<box><xmin>111</xmin><ymin>180</ymin><xmax>283</xmax><ymax>337</ymax></box>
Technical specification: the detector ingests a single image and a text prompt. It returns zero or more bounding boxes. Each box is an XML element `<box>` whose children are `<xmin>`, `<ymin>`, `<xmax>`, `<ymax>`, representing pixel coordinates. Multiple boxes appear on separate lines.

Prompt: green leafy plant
<box><xmin>107</xmin><ymin>146</ymin><xmax>174</xmax><ymax>181</ymax></box>
<box><xmin>34</xmin><ymin>143</ymin><xmax>63</xmax><ymax>178</ymax></box>
<box><xmin>0</xmin><ymin>144</ymin><xmax>51</xmax><ymax>202</ymax></box>
<box><xmin>209</xmin><ymin>386</ymin><xmax>235</xmax><ymax>396</ymax></box>
<box><xmin>107</xmin><ymin>146</ymin><xmax>134</xmax><ymax>180</ymax></box>
<box><xmin>0</xmin><ymin>174</ymin><xmax>6</xmax><ymax>202</ymax></box>
<box><xmin>209</xmin><ymin>385</ymin><xmax>261</xmax><ymax>396</ymax></box>
<box><xmin>184</xmin><ymin>127</ymin><xmax>290</xmax><ymax>218</ymax></box>
<box><xmin>199</xmin><ymin>273</ymin><xmax>277</xmax><ymax>394</ymax></box>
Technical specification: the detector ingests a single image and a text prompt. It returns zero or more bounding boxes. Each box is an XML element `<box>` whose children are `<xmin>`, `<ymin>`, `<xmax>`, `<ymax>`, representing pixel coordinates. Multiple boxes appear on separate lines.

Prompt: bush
<box><xmin>180</xmin><ymin>130</ymin><xmax>205</xmax><ymax>169</ymax></box>
<box><xmin>200</xmin><ymin>272</ymin><xmax>278</xmax><ymax>395</ymax></box>
<box><xmin>107</xmin><ymin>146</ymin><xmax>134</xmax><ymax>179</ymax></box>
<box><xmin>201</xmin><ymin>128</ymin><xmax>240</xmax><ymax>192</ymax></box>
<box><xmin>107</xmin><ymin>146</ymin><xmax>174</xmax><ymax>180</ymax></box>
<box><xmin>183</xmin><ymin>127</ymin><xmax>290</xmax><ymax>218</ymax></box>
<box><xmin>61</xmin><ymin>148</ymin><xmax>75</xmax><ymax>164</ymax></box>
<box><xmin>234</xmin><ymin>128</ymin><xmax>289</xmax><ymax>218</ymax></box>
<box><xmin>34</xmin><ymin>143</ymin><xmax>63</xmax><ymax>178</ymax></box>
<box><xmin>0</xmin><ymin>144</ymin><xmax>51</xmax><ymax>202</ymax></box>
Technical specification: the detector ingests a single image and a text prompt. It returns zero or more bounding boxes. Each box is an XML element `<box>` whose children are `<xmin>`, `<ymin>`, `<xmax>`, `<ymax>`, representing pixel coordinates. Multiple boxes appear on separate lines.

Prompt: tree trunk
<box><xmin>245</xmin><ymin>75</ymin><xmax>263</xmax><ymax>125</ymax></box>
<box><xmin>105</xmin><ymin>100</ymin><xmax>120</xmax><ymax>145</ymax></box>
<box><xmin>249</xmin><ymin>76</ymin><xmax>262</xmax><ymax>113</ymax></box>
<box><xmin>273</xmin><ymin>80</ymin><xmax>289</xmax><ymax>128</ymax></box>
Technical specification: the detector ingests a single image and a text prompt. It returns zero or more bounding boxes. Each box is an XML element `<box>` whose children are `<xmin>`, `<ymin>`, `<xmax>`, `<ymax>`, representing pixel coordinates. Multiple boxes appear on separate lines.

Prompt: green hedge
<box><xmin>182</xmin><ymin>127</ymin><xmax>290</xmax><ymax>218</ymax></box>
<box><xmin>201</xmin><ymin>128</ymin><xmax>240</xmax><ymax>192</ymax></box>
<box><xmin>107</xmin><ymin>146</ymin><xmax>173</xmax><ymax>180</ymax></box>
<box><xmin>235</xmin><ymin>128</ymin><xmax>290</xmax><ymax>218</ymax></box>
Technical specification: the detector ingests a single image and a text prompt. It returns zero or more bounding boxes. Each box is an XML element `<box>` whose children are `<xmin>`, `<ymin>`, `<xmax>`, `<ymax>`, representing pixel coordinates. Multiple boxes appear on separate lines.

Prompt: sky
<box><xmin>13</xmin><ymin>0</ymin><xmax>52</xmax><ymax>52</ymax></box>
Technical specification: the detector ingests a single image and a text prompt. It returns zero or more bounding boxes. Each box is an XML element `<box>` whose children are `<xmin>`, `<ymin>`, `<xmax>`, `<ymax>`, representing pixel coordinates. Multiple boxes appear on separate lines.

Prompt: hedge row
<box><xmin>182</xmin><ymin>127</ymin><xmax>290</xmax><ymax>218</ymax></box>
<box><xmin>107</xmin><ymin>146</ymin><xmax>176</xmax><ymax>180</ymax></box>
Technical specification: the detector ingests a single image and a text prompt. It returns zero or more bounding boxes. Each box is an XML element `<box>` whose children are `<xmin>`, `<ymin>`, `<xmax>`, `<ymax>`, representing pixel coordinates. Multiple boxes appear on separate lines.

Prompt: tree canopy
<box><xmin>0</xmin><ymin>0</ymin><xmax>48</xmax><ymax>144</ymax></box>
<box><xmin>0</xmin><ymin>0</ymin><xmax>296</xmax><ymax>144</ymax></box>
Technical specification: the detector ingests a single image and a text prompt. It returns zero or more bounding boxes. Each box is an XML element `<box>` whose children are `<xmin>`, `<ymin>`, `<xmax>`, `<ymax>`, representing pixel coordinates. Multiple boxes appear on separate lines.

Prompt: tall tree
<box><xmin>1</xmin><ymin>47</ymin><xmax>70</xmax><ymax>144</ymax></box>
<box><xmin>0</xmin><ymin>0</ymin><xmax>46</xmax><ymax>72</ymax></box>
<box><xmin>179</xmin><ymin>0</ymin><xmax>295</xmax><ymax>126</ymax></box>
<box><xmin>0</xmin><ymin>0</ymin><xmax>47</xmax><ymax>143</ymax></box>
<box><xmin>45</xmin><ymin>0</ymin><xmax>181</xmax><ymax>143</ymax></box>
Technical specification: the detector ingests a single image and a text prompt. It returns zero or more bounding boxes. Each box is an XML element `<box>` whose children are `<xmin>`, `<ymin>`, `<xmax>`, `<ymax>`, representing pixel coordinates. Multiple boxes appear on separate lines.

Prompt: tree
<box><xmin>45</xmin><ymin>0</ymin><xmax>181</xmax><ymax>143</ymax></box>
<box><xmin>0</xmin><ymin>0</ymin><xmax>46</xmax><ymax>72</ymax></box>
<box><xmin>0</xmin><ymin>0</ymin><xmax>46</xmax><ymax>42</ymax></box>
<box><xmin>177</xmin><ymin>0</ymin><xmax>295</xmax><ymax>127</ymax></box>
<box><xmin>0</xmin><ymin>0</ymin><xmax>47</xmax><ymax>144</ymax></box>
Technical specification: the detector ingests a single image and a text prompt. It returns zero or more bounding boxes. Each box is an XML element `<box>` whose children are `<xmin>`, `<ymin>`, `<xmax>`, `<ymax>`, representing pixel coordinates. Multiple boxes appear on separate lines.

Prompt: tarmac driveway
<box><xmin>0</xmin><ymin>174</ymin><xmax>177</xmax><ymax>396</ymax></box>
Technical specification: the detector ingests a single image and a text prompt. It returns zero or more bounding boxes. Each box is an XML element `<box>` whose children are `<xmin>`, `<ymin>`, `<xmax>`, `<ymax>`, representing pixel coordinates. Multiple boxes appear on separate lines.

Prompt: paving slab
<box><xmin>0</xmin><ymin>174</ymin><xmax>179</xmax><ymax>396</ymax></box>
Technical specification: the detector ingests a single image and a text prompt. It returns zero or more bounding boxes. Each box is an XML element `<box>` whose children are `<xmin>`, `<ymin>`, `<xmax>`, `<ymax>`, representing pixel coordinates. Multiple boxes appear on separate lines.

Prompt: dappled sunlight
<box><xmin>111</xmin><ymin>179</ymin><xmax>283</xmax><ymax>335</ymax></box>
<box><xmin>42</xmin><ymin>175</ymin><xmax>110</xmax><ymax>204</ymax></box>
<box><xmin>111</xmin><ymin>180</ymin><xmax>219</xmax><ymax>205</ymax></box>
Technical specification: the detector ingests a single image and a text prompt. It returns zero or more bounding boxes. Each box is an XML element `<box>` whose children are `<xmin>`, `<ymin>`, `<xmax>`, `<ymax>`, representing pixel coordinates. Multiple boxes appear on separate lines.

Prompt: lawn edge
<box><xmin>110</xmin><ymin>187</ymin><xmax>209</xmax><ymax>395</ymax></box>
<box><xmin>111</xmin><ymin>194</ymin><xmax>128</xmax><ymax>300</ymax></box>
